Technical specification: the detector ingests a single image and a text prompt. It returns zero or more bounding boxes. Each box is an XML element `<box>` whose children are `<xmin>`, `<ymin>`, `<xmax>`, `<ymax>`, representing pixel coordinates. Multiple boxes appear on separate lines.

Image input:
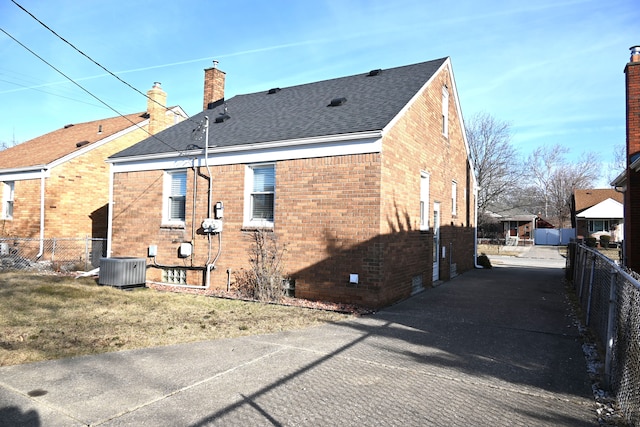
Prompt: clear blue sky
<box><xmin>1</xmin><ymin>0</ymin><xmax>638</xmax><ymax>186</ymax></box>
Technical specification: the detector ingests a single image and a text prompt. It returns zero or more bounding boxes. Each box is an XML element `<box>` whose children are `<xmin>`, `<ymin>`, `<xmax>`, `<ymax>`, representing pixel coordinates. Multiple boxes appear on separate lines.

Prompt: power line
<box><xmin>10</xmin><ymin>0</ymin><xmax>203</xmax><ymax>129</ymax></box>
<box><xmin>0</xmin><ymin>26</ymin><xmax>188</xmax><ymax>153</ymax></box>
<box><xmin>0</xmin><ymin>77</ymin><xmax>107</xmax><ymax>108</ymax></box>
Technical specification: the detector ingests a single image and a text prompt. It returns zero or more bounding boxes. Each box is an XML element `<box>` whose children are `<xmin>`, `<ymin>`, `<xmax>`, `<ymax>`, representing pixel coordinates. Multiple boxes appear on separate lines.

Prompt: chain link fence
<box><xmin>0</xmin><ymin>237</ymin><xmax>106</xmax><ymax>272</ymax></box>
<box><xmin>566</xmin><ymin>241</ymin><xmax>640</xmax><ymax>425</ymax></box>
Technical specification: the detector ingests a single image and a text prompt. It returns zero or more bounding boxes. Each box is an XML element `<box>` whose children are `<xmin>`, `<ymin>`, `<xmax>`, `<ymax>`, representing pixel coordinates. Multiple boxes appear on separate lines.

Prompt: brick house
<box><xmin>107</xmin><ymin>58</ymin><xmax>477</xmax><ymax>308</ymax></box>
<box><xmin>611</xmin><ymin>46</ymin><xmax>640</xmax><ymax>269</ymax></box>
<box><xmin>571</xmin><ymin>189</ymin><xmax>624</xmax><ymax>242</ymax></box>
<box><xmin>0</xmin><ymin>83</ymin><xmax>186</xmax><ymax>262</ymax></box>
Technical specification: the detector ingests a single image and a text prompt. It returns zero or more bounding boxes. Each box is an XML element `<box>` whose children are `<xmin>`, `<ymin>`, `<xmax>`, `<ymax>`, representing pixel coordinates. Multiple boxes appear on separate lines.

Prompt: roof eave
<box><xmin>108</xmin><ymin>130</ymin><xmax>383</xmax><ymax>164</ymax></box>
<box><xmin>0</xmin><ymin>165</ymin><xmax>48</xmax><ymax>174</ymax></box>
<box><xmin>610</xmin><ymin>158</ymin><xmax>640</xmax><ymax>189</ymax></box>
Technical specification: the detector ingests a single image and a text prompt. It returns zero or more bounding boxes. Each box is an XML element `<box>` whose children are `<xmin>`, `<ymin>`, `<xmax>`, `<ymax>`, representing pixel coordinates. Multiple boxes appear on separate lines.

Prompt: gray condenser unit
<box><xmin>99</xmin><ymin>257</ymin><xmax>146</xmax><ymax>288</ymax></box>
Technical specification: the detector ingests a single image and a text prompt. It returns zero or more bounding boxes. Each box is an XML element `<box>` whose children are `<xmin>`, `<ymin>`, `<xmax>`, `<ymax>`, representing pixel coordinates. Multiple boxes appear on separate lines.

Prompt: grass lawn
<box><xmin>0</xmin><ymin>271</ymin><xmax>351</xmax><ymax>366</ymax></box>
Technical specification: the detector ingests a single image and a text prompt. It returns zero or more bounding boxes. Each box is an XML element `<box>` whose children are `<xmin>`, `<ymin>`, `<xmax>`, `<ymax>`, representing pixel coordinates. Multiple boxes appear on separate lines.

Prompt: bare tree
<box><xmin>465</xmin><ymin>112</ymin><xmax>521</xmax><ymax>216</ymax></box>
<box><xmin>527</xmin><ymin>144</ymin><xmax>598</xmax><ymax>227</ymax></box>
<box><xmin>607</xmin><ymin>143</ymin><xmax>626</xmax><ymax>184</ymax></box>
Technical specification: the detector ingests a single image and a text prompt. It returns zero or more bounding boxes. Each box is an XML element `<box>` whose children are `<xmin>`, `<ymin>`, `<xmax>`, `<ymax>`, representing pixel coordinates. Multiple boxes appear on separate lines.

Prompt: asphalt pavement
<box><xmin>0</xmin><ymin>245</ymin><xmax>597</xmax><ymax>426</ymax></box>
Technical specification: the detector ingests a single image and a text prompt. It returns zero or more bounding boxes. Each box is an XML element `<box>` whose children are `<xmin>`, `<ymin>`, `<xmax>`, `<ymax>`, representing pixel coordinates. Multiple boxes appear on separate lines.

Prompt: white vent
<box><xmin>411</xmin><ymin>275</ymin><xmax>423</xmax><ymax>295</ymax></box>
<box><xmin>99</xmin><ymin>257</ymin><xmax>146</xmax><ymax>288</ymax></box>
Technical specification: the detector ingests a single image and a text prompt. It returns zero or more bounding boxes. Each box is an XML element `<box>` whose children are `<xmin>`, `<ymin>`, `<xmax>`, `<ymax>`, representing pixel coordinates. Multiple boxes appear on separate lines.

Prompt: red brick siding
<box><xmin>626</xmin><ymin>171</ymin><xmax>640</xmax><ymax>269</ymax></box>
<box><xmin>626</xmin><ymin>62</ymin><xmax>640</xmax><ymax>270</ymax></box>
<box><xmin>110</xmin><ymin>65</ymin><xmax>476</xmax><ymax>308</ymax></box>
<box><xmin>627</xmin><ymin>63</ymin><xmax>640</xmax><ymax>158</ymax></box>
<box><xmin>111</xmin><ymin>155</ymin><xmax>385</xmax><ymax>305</ymax></box>
<box><xmin>380</xmin><ymin>64</ymin><xmax>475</xmax><ymax>298</ymax></box>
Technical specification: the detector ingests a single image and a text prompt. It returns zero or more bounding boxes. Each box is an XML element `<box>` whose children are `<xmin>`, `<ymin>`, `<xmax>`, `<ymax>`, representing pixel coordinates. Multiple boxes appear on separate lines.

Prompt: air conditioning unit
<box><xmin>99</xmin><ymin>257</ymin><xmax>146</xmax><ymax>289</ymax></box>
<box><xmin>0</xmin><ymin>243</ymin><xmax>8</xmax><ymax>256</ymax></box>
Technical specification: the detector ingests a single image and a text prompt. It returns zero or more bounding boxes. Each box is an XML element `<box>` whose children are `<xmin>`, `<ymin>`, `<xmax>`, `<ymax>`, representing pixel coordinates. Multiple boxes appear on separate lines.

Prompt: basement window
<box><xmin>162</xmin><ymin>268</ymin><xmax>186</xmax><ymax>285</ymax></box>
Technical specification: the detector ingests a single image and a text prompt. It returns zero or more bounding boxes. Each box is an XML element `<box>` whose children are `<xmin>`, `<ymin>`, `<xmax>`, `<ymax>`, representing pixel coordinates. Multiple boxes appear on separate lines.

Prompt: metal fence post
<box><xmin>586</xmin><ymin>253</ymin><xmax>596</xmax><ymax>326</ymax></box>
<box><xmin>604</xmin><ymin>268</ymin><xmax>617</xmax><ymax>389</ymax></box>
<box><xmin>579</xmin><ymin>247</ymin><xmax>588</xmax><ymax>299</ymax></box>
<box><xmin>84</xmin><ymin>236</ymin><xmax>90</xmax><ymax>271</ymax></box>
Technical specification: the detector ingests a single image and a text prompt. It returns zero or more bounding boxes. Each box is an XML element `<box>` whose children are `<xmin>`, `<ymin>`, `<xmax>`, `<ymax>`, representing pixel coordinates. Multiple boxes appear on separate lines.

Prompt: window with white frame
<box><xmin>442</xmin><ymin>86</ymin><xmax>449</xmax><ymax>137</ymax></box>
<box><xmin>245</xmin><ymin>164</ymin><xmax>275</xmax><ymax>227</ymax></box>
<box><xmin>2</xmin><ymin>181</ymin><xmax>14</xmax><ymax>220</ymax></box>
<box><xmin>588</xmin><ymin>220</ymin><xmax>609</xmax><ymax>233</ymax></box>
<box><xmin>420</xmin><ymin>172</ymin><xmax>430</xmax><ymax>230</ymax></box>
<box><xmin>164</xmin><ymin>170</ymin><xmax>186</xmax><ymax>224</ymax></box>
<box><xmin>451</xmin><ymin>180</ymin><xmax>457</xmax><ymax>216</ymax></box>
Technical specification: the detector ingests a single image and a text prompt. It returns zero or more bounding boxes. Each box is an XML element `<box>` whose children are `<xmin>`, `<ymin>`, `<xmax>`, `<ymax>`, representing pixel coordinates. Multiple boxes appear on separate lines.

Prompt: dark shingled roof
<box><xmin>111</xmin><ymin>58</ymin><xmax>448</xmax><ymax>159</ymax></box>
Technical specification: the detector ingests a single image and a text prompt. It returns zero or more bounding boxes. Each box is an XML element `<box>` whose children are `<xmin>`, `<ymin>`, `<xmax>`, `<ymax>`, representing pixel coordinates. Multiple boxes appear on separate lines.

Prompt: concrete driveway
<box><xmin>0</xmin><ymin>246</ymin><xmax>597</xmax><ymax>426</ymax></box>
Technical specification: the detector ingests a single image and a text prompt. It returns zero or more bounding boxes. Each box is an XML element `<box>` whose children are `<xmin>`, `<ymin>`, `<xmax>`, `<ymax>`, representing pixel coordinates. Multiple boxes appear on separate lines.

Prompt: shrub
<box><xmin>234</xmin><ymin>229</ymin><xmax>287</xmax><ymax>302</ymax></box>
<box><xmin>477</xmin><ymin>254</ymin><xmax>492</xmax><ymax>269</ymax></box>
<box><xmin>585</xmin><ymin>237</ymin><xmax>597</xmax><ymax>247</ymax></box>
<box><xmin>599</xmin><ymin>235</ymin><xmax>611</xmax><ymax>248</ymax></box>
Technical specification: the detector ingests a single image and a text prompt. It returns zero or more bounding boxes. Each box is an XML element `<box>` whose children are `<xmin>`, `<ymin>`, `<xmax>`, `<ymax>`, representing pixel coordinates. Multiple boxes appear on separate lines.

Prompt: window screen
<box><xmin>251</xmin><ymin>166</ymin><xmax>275</xmax><ymax>221</ymax></box>
<box><xmin>169</xmin><ymin>171</ymin><xmax>186</xmax><ymax>221</ymax></box>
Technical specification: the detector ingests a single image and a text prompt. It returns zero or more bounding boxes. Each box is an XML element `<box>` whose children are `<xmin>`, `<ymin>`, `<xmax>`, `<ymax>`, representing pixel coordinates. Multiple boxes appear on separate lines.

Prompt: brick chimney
<box><xmin>147</xmin><ymin>82</ymin><xmax>167</xmax><ymax>135</ymax></box>
<box><xmin>203</xmin><ymin>60</ymin><xmax>226</xmax><ymax>111</ymax></box>
<box><xmin>627</xmin><ymin>46</ymin><xmax>640</xmax><ymax>160</ymax></box>
<box><xmin>624</xmin><ymin>45</ymin><xmax>640</xmax><ymax>270</ymax></box>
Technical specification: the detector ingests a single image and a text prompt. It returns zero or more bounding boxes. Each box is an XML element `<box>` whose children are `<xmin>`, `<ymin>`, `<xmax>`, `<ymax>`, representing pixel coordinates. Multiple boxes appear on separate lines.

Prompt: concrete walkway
<box><xmin>0</xmin><ymin>247</ymin><xmax>597</xmax><ymax>426</ymax></box>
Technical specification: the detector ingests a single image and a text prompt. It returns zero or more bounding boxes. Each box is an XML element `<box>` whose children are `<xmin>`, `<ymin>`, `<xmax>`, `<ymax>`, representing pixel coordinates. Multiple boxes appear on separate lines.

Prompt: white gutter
<box><xmin>473</xmin><ymin>183</ymin><xmax>483</xmax><ymax>269</ymax></box>
<box><xmin>36</xmin><ymin>168</ymin><xmax>46</xmax><ymax>259</ymax></box>
<box><xmin>0</xmin><ymin>164</ymin><xmax>48</xmax><ymax>174</ymax></box>
<box><xmin>106</xmin><ymin>163</ymin><xmax>114</xmax><ymax>258</ymax></box>
<box><xmin>611</xmin><ymin>156</ymin><xmax>640</xmax><ymax>189</ymax></box>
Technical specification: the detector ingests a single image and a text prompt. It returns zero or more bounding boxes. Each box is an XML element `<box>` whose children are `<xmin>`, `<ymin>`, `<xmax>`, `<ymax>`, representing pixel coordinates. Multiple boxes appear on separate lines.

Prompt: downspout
<box><xmin>191</xmin><ymin>159</ymin><xmax>198</xmax><ymax>267</ymax></box>
<box><xmin>36</xmin><ymin>168</ymin><xmax>46</xmax><ymax>259</ymax></box>
<box><xmin>106</xmin><ymin>163</ymin><xmax>114</xmax><ymax>258</ymax></box>
<box><xmin>473</xmin><ymin>184</ymin><xmax>483</xmax><ymax>269</ymax></box>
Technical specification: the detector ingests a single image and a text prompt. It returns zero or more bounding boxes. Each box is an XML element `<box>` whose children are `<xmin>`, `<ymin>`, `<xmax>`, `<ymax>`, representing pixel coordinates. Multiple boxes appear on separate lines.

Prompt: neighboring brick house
<box><xmin>571</xmin><ymin>189</ymin><xmax>624</xmax><ymax>242</ymax></box>
<box><xmin>0</xmin><ymin>83</ymin><xmax>186</xmax><ymax>262</ymax></box>
<box><xmin>107</xmin><ymin>58</ymin><xmax>477</xmax><ymax>308</ymax></box>
<box><xmin>611</xmin><ymin>46</ymin><xmax>640</xmax><ymax>269</ymax></box>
